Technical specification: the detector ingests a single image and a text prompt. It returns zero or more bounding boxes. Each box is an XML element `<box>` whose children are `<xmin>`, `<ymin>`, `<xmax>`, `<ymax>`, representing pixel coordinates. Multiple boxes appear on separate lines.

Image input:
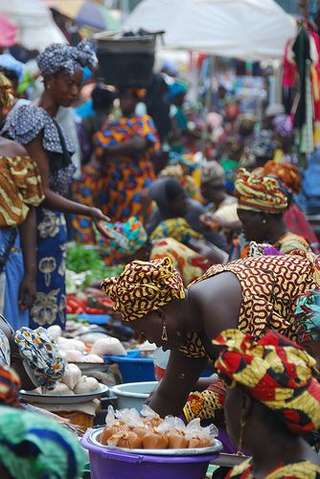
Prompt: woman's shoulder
<box><xmin>0</xmin><ymin>137</ymin><xmax>28</xmax><ymax>157</ymax></box>
<box><xmin>4</xmin><ymin>103</ymin><xmax>49</xmax><ymax>145</ymax></box>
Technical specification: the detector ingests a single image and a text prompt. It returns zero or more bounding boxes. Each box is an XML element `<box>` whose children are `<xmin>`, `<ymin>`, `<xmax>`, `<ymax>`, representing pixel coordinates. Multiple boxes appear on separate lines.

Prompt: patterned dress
<box><xmin>0</xmin><ymin>154</ymin><xmax>43</xmax><ymax>330</ymax></box>
<box><xmin>178</xmin><ymin>254</ymin><xmax>317</xmax><ymax>358</ymax></box>
<box><xmin>3</xmin><ymin>104</ymin><xmax>75</xmax><ymax>329</ymax></box>
<box><xmin>72</xmin><ymin>114</ymin><xmax>159</xmax><ymax>242</ymax></box>
<box><xmin>226</xmin><ymin>458</ymin><xmax>320</xmax><ymax>479</ymax></box>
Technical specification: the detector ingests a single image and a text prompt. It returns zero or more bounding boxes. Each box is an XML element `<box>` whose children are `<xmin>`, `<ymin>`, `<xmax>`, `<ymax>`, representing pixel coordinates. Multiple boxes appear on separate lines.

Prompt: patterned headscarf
<box><xmin>263</xmin><ymin>160</ymin><xmax>301</xmax><ymax>194</ymax></box>
<box><xmin>150</xmin><ymin>217</ymin><xmax>202</xmax><ymax>244</ymax></box>
<box><xmin>37</xmin><ymin>40</ymin><xmax>97</xmax><ymax>77</ymax></box>
<box><xmin>214</xmin><ymin>329</ymin><xmax>320</xmax><ymax>434</ymax></box>
<box><xmin>0</xmin><ymin>365</ymin><xmax>20</xmax><ymax>407</ymax></box>
<box><xmin>102</xmin><ymin>257</ymin><xmax>185</xmax><ymax>322</ymax></box>
<box><xmin>0</xmin><ymin>406</ymin><xmax>86</xmax><ymax>479</ymax></box>
<box><xmin>97</xmin><ymin>216</ymin><xmax>148</xmax><ymax>256</ymax></box>
<box><xmin>235</xmin><ymin>168</ymin><xmax>288</xmax><ymax>213</ymax></box>
<box><xmin>0</xmin><ymin>72</ymin><xmax>14</xmax><ymax>109</ymax></box>
<box><xmin>14</xmin><ymin>327</ymin><xmax>65</xmax><ymax>389</ymax></box>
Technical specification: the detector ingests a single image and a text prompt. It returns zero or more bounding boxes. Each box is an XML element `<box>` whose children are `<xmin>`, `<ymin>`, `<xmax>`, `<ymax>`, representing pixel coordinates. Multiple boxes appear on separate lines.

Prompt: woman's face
<box><xmin>237</xmin><ymin>208</ymin><xmax>268</xmax><ymax>242</ymax></box>
<box><xmin>119</xmin><ymin>91</ymin><xmax>138</xmax><ymax>116</ymax></box>
<box><xmin>133</xmin><ymin>306</ymin><xmax>183</xmax><ymax>351</ymax></box>
<box><xmin>47</xmin><ymin>69</ymin><xmax>83</xmax><ymax>107</ymax></box>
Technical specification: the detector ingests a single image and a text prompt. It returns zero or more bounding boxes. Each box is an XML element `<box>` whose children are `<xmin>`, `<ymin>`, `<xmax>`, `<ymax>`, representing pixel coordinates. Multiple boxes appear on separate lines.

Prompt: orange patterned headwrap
<box><xmin>214</xmin><ymin>329</ymin><xmax>320</xmax><ymax>434</ymax></box>
<box><xmin>101</xmin><ymin>257</ymin><xmax>185</xmax><ymax>322</ymax></box>
<box><xmin>263</xmin><ymin>160</ymin><xmax>301</xmax><ymax>194</ymax></box>
<box><xmin>235</xmin><ymin>168</ymin><xmax>288</xmax><ymax>213</ymax></box>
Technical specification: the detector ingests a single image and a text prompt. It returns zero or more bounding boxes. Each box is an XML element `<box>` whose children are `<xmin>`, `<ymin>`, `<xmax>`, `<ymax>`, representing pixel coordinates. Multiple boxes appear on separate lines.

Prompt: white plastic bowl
<box><xmin>111</xmin><ymin>381</ymin><xmax>158</xmax><ymax>411</ymax></box>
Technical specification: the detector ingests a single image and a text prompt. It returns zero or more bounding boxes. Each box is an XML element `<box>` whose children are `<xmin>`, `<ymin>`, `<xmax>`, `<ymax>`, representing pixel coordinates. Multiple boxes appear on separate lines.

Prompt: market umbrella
<box><xmin>0</xmin><ymin>15</ymin><xmax>17</xmax><ymax>48</ymax></box>
<box><xmin>45</xmin><ymin>0</ymin><xmax>120</xmax><ymax>31</ymax></box>
<box><xmin>124</xmin><ymin>0</ymin><xmax>296</xmax><ymax>61</ymax></box>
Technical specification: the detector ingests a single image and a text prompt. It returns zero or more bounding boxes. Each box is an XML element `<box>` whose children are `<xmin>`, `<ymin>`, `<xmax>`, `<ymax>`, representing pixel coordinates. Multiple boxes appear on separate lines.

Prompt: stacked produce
<box><xmin>99</xmin><ymin>406</ymin><xmax>216</xmax><ymax>450</ymax></box>
<box><xmin>47</xmin><ymin>325</ymin><xmax>127</xmax><ymax>363</ymax></box>
<box><xmin>33</xmin><ymin>363</ymin><xmax>100</xmax><ymax>396</ymax></box>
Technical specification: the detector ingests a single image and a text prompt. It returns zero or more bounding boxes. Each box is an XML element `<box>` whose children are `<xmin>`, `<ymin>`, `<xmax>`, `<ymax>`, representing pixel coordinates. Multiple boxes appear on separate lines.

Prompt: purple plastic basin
<box><xmin>81</xmin><ymin>429</ymin><xmax>220</xmax><ymax>479</ymax></box>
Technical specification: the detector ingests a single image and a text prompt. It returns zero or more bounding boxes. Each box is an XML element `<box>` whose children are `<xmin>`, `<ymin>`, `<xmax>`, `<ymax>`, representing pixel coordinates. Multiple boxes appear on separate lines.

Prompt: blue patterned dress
<box><xmin>3</xmin><ymin>104</ymin><xmax>75</xmax><ymax>329</ymax></box>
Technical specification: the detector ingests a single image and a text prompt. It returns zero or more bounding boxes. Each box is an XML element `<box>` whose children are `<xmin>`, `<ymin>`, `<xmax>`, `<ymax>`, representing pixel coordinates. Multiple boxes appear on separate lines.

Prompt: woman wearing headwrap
<box><xmin>235</xmin><ymin>168</ymin><xmax>310</xmax><ymax>256</ymax></box>
<box><xmin>263</xmin><ymin>160</ymin><xmax>318</xmax><ymax>251</ymax></box>
<box><xmin>94</xmin><ymin>87</ymin><xmax>160</xmax><ymax>223</ymax></box>
<box><xmin>0</xmin><ymin>406</ymin><xmax>86</xmax><ymax>479</ymax></box>
<box><xmin>102</xmin><ymin>250</ymin><xmax>320</xmax><ymax>419</ymax></box>
<box><xmin>2</xmin><ymin>41</ymin><xmax>109</xmax><ymax>329</ymax></box>
<box><xmin>215</xmin><ymin>329</ymin><xmax>320</xmax><ymax>478</ymax></box>
<box><xmin>0</xmin><ymin>74</ymin><xmax>44</xmax><ymax>329</ymax></box>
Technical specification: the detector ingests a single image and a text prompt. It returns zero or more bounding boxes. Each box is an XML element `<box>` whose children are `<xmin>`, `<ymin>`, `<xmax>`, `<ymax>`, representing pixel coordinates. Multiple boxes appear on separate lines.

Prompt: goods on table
<box><xmin>99</xmin><ymin>406</ymin><xmax>216</xmax><ymax>450</ymax></box>
<box><xmin>47</xmin><ymin>325</ymin><xmax>126</xmax><ymax>363</ymax></box>
<box><xmin>33</xmin><ymin>363</ymin><xmax>100</xmax><ymax>396</ymax></box>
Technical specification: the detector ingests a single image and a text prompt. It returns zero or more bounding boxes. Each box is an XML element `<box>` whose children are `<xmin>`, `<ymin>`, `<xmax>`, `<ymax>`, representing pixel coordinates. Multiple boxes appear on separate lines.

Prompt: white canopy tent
<box><xmin>124</xmin><ymin>0</ymin><xmax>296</xmax><ymax>61</ymax></box>
<box><xmin>0</xmin><ymin>0</ymin><xmax>66</xmax><ymax>51</ymax></box>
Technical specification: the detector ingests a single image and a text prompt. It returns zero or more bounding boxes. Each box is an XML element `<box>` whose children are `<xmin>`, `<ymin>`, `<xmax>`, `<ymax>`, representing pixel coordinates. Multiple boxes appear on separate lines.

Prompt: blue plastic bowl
<box><xmin>104</xmin><ymin>350</ymin><xmax>155</xmax><ymax>383</ymax></box>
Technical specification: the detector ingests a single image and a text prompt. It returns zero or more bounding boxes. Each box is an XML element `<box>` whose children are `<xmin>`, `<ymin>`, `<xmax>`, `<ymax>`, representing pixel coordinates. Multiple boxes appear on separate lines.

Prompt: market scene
<box><xmin>1</xmin><ymin>0</ymin><xmax>320</xmax><ymax>477</ymax></box>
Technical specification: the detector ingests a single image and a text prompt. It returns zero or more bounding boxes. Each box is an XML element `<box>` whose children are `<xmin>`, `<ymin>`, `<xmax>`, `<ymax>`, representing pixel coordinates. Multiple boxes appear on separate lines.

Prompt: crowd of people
<box><xmin>0</xmin><ymin>35</ymin><xmax>320</xmax><ymax>478</ymax></box>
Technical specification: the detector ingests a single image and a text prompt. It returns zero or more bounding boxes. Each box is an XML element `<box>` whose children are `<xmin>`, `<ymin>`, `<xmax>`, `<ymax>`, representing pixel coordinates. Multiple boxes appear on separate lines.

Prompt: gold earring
<box><xmin>236</xmin><ymin>415</ymin><xmax>246</xmax><ymax>456</ymax></box>
<box><xmin>161</xmin><ymin>322</ymin><xmax>168</xmax><ymax>342</ymax></box>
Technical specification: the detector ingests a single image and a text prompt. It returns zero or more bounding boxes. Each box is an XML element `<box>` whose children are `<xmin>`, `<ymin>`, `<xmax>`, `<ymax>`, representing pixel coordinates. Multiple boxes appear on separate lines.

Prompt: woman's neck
<box><xmin>265</xmin><ymin>222</ymin><xmax>287</xmax><ymax>245</ymax></box>
<box><xmin>39</xmin><ymin>91</ymin><xmax>59</xmax><ymax>117</ymax></box>
<box><xmin>250</xmin><ymin>431</ymin><xmax>313</xmax><ymax>478</ymax></box>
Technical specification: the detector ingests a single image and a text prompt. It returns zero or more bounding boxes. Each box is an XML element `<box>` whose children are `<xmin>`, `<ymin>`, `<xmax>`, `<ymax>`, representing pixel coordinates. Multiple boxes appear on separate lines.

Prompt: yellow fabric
<box><xmin>228</xmin><ymin>458</ymin><xmax>320</xmax><ymax>478</ymax></box>
<box><xmin>0</xmin><ymin>155</ymin><xmax>44</xmax><ymax>226</ymax></box>
<box><xmin>235</xmin><ymin>168</ymin><xmax>288</xmax><ymax>213</ymax></box>
<box><xmin>151</xmin><ymin>237</ymin><xmax>205</xmax><ymax>286</ymax></box>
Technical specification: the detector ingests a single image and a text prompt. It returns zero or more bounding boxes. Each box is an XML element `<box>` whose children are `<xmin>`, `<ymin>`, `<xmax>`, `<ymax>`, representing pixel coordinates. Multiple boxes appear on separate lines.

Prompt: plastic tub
<box><xmin>81</xmin><ymin>429</ymin><xmax>221</xmax><ymax>479</ymax></box>
<box><xmin>104</xmin><ymin>350</ymin><xmax>155</xmax><ymax>383</ymax></box>
<box><xmin>111</xmin><ymin>381</ymin><xmax>157</xmax><ymax>411</ymax></box>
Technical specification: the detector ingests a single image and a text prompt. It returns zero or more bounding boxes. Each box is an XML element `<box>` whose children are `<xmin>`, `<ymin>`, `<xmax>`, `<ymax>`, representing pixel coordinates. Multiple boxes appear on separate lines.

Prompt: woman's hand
<box><xmin>89</xmin><ymin>207</ymin><xmax>110</xmax><ymax>222</ymax></box>
<box><xmin>19</xmin><ymin>274</ymin><xmax>36</xmax><ymax>310</ymax></box>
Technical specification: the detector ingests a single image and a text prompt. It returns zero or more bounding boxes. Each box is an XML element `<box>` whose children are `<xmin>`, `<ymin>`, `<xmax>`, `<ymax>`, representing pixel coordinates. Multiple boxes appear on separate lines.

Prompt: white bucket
<box><xmin>111</xmin><ymin>381</ymin><xmax>158</xmax><ymax>411</ymax></box>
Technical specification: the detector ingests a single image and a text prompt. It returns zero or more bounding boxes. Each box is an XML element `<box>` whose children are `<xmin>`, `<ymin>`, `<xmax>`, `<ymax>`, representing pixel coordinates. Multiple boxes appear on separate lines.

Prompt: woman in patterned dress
<box><xmin>94</xmin><ymin>87</ymin><xmax>159</xmax><ymax>222</ymax></box>
<box><xmin>215</xmin><ymin>329</ymin><xmax>320</xmax><ymax>479</ymax></box>
<box><xmin>102</xmin><ymin>252</ymin><xmax>320</xmax><ymax>420</ymax></box>
<box><xmin>3</xmin><ymin>42</ymin><xmax>108</xmax><ymax>329</ymax></box>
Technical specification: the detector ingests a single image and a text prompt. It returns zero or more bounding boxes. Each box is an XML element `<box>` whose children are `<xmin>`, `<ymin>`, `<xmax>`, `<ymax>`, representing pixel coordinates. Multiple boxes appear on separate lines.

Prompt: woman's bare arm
<box><xmin>149</xmin><ymin>349</ymin><xmax>208</xmax><ymax>417</ymax></box>
<box><xmin>25</xmin><ymin>137</ymin><xmax>109</xmax><ymax>220</ymax></box>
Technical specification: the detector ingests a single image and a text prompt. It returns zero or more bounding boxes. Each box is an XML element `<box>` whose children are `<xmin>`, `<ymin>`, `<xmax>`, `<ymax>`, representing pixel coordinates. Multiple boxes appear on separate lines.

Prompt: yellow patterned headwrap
<box><xmin>214</xmin><ymin>329</ymin><xmax>320</xmax><ymax>434</ymax></box>
<box><xmin>0</xmin><ymin>72</ymin><xmax>14</xmax><ymax>110</ymax></box>
<box><xmin>235</xmin><ymin>168</ymin><xmax>288</xmax><ymax>213</ymax></box>
<box><xmin>101</xmin><ymin>257</ymin><xmax>186</xmax><ymax>322</ymax></box>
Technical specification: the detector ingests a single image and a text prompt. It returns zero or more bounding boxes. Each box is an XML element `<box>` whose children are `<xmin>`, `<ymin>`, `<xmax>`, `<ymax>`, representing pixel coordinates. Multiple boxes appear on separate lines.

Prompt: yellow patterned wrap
<box><xmin>0</xmin><ymin>155</ymin><xmax>44</xmax><ymax>226</ymax></box>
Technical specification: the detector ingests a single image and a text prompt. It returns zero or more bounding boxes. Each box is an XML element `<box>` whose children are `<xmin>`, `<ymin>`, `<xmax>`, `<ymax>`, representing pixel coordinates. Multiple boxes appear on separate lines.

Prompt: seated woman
<box><xmin>102</xmin><ymin>252</ymin><xmax>320</xmax><ymax>419</ymax></box>
<box><xmin>97</xmin><ymin>216</ymin><xmax>221</xmax><ymax>286</ymax></box>
<box><xmin>215</xmin><ymin>329</ymin><xmax>320</xmax><ymax>478</ymax></box>
<box><xmin>147</xmin><ymin>177</ymin><xmax>227</xmax><ymax>251</ymax></box>
<box><xmin>235</xmin><ymin>168</ymin><xmax>310</xmax><ymax>256</ymax></box>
